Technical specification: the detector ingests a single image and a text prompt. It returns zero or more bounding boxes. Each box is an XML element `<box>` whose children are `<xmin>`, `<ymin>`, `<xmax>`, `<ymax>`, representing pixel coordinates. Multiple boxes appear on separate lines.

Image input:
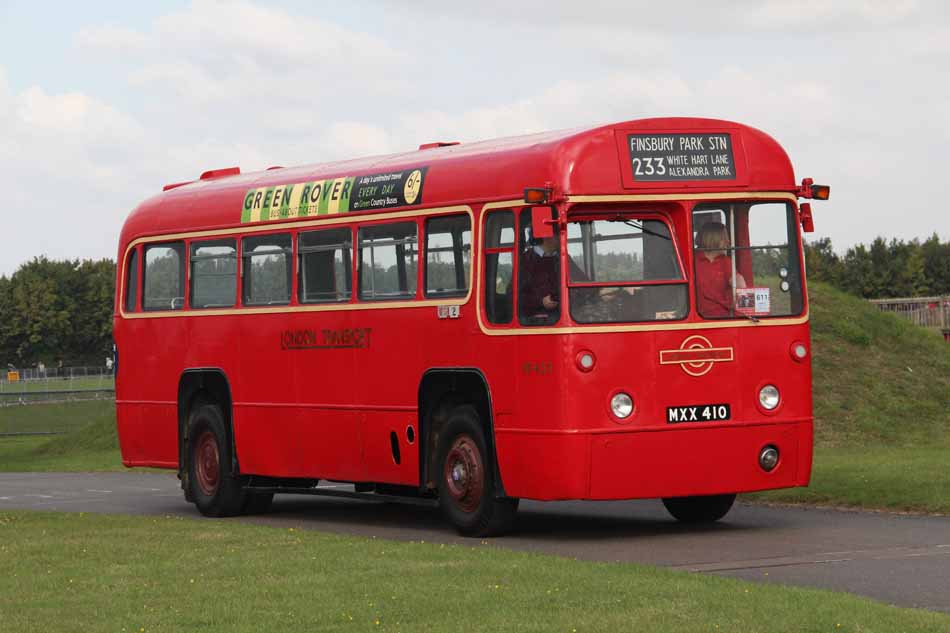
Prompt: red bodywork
<box><xmin>114</xmin><ymin>117</ymin><xmax>813</xmax><ymax>501</ymax></box>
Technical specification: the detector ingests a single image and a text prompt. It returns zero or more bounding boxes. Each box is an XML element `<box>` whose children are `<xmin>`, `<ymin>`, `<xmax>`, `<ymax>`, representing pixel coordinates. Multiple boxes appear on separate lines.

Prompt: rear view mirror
<box><xmin>531</xmin><ymin>206</ymin><xmax>555</xmax><ymax>239</ymax></box>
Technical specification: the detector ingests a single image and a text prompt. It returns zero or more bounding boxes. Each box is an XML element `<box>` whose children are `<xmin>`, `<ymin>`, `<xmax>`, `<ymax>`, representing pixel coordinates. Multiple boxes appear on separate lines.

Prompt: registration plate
<box><xmin>667</xmin><ymin>403</ymin><xmax>731</xmax><ymax>424</ymax></box>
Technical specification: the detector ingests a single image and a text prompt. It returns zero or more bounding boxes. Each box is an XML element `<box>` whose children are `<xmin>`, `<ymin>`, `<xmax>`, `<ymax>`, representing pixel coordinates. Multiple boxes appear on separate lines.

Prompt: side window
<box><xmin>482</xmin><ymin>210</ymin><xmax>515</xmax><ymax>324</ymax></box>
<box><xmin>242</xmin><ymin>234</ymin><xmax>292</xmax><ymax>306</ymax></box>
<box><xmin>124</xmin><ymin>248</ymin><xmax>139</xmax><ymax>312</ymax></box>
<box><xmin>190</xmin><ymin>239</ymin><xmax>237</xmax><ymax>309</ymax></box>
<box><xmin>425</xmin><ymin>214</ymin><xmax>471</xmax><ymax>298</ymax></box>
<box><xmin>518</xmin><ymin>207</ymin><xmax>561</xmax><ymax>326</ymax></box>
<box><xmin>299</xmin><ymin>228</ymin><xmax>352</xmax><ymax>303</ymax></box>
<box><xmin>358</xmin><ymin>222</ymin><xmax>418</xmax><ymax>301</ymax></box>
<box><xmin>143</xmin><ymin>243</ymin><xmax>185</xmax><ymax>311</ymax></box>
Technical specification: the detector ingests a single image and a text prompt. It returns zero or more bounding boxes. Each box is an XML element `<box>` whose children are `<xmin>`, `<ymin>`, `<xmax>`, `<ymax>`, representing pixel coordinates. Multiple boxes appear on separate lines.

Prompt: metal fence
<box><xmin>0</xmin><ymin>366</ymin><xmax>115</xmax><ymax>408</ymax></box>
<box><xmin>869</xmin><ymin>296</ymin><xmax>950</xmax><ymax>341</ymax></box>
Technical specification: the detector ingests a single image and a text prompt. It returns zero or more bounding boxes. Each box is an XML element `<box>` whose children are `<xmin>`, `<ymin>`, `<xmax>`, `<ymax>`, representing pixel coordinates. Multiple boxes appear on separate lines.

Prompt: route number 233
<box><xmin>632</xmin><ymin>157</ymin><xmax>666</xmax><ymax>176</ymax></box>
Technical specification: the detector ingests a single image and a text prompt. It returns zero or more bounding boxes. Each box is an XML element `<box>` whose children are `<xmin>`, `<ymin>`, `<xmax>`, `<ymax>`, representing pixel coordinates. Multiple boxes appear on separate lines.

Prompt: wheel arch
<box><xmin>177</xmin><ymin>368</ymin><xmax>238</xmax><ymax>492</ymax></box>
<box><xmin>418</xmin><ymin>368</ymin><xmax>506</xmax><ymax>497</ymax></box>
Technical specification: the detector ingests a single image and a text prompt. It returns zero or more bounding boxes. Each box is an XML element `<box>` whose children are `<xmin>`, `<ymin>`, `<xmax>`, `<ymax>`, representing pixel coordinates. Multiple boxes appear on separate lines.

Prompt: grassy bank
<box><xmin>752</xmin><ymin>282</ymin><xmax>950</xmax><ymax>512</ymax></box>
<box><xmin>1</xmin><ymin>511</ymin><xmax>947</xmax><ymax>633</ymax></box>
<box><xmin>0</xmin><ymin>401</ymin><xmax>121</xmax><ymax>471</ymax></box>
<box><xmin>807</xmin><ymin>282</ymin><xmax>950</xmax><ymax>448</ymax></box>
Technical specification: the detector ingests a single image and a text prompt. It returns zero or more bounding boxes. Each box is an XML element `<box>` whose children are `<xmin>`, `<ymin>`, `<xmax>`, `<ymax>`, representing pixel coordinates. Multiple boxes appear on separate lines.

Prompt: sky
<box><xmin>1</xmin><ymin>0</ymin><xmax>948</xmax><ymax>276</ymax></box>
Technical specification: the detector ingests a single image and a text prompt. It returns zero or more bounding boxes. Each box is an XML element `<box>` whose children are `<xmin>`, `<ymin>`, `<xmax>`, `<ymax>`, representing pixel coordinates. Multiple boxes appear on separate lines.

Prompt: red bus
<box><xmin>114</xmin><ymin>117</ymin><xmax>829</xmax><ymax>536</ymax></box>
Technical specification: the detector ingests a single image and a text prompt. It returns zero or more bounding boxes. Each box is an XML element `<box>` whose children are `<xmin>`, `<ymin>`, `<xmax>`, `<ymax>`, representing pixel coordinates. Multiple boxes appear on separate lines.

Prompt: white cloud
<box><xmin>75</xmin><ymin>24</ymin><xmax>150</xmax><ymax>56</ymax></box>
<box><xmin>80</xmin><ymin>0</ymin><xmax>407</xmax><ymax>111</ymax></box>
<box><xmin>744</xmin><ymin>0</ymin><xmax>922</xmax><ymax>28</ymax></box>
<box><xmin>398</xmin><ymin>0</ymin><xmax>936</xmax><ymax>31</ymax></box>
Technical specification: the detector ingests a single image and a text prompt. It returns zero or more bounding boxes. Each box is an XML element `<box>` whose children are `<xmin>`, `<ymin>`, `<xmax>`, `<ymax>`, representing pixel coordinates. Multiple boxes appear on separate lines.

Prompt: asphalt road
<box><xmin>1</xmin><ymin>471</ymin><xmax>948</xmax><ymax>612</ymax></box>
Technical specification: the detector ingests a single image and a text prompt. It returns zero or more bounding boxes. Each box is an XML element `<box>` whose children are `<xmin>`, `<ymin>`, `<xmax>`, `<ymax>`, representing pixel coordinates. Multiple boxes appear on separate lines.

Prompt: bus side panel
<box><xmin>115</xmin><ymin>401</ymin><xmax>142</xmax><ymax>466</ymax></box>
<box><xmin>115</xmin><ymin>317</ymin><xmax>143</xmax><ymax>465</ymax></box>
<box><xmin>292</xmin><ymin>310</ymin><xmax>364</xmax><ymax>481</ymax></box>
<box><xmin>353</xmin><ymin>307</ymin><xmax>422</xmax><ymax>484</ymax></box>
<box><xmin>118</xmin><ymin>316</ymin><xmax>188</xmax><ymax>468</ymax></box>
<box><xmin>231</xmin><ymin>311</ymin><xmax>298</xmax><ymax>476</ymax></box>
<box><xmin>362</xmin><ymin>411</ymin><xmax>419</xmax><ymax>485</ymax></box>
<box><xmin>494</xmin><ymin>431</ymin><xmax>590</xmax><ymax>500</ymax></box>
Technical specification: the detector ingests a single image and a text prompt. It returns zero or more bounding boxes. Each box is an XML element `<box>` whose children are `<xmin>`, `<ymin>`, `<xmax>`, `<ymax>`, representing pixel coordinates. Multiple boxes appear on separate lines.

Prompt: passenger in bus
<box><xmin>519</xmin><ymin>235</ymin><xmax>560</xmax><ymax>320</ymax></box>
<box><xmin>695</xmin><ymin>222</ymin><xmax>746</xmax><ymax>317</ymax></box>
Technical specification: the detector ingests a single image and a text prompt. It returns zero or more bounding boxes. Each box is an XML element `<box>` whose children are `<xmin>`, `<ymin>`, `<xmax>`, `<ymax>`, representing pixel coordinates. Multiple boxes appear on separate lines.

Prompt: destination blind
<box><xmin>627</xmin><ymin>133</ymin><xmax>736</xmax><ymax>181</ymax></box>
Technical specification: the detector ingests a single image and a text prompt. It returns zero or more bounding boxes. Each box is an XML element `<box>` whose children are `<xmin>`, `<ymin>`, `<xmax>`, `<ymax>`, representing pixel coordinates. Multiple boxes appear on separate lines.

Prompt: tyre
<box><xmin>186</xmin><ymin>403</ymin><xmax>246</xmax><ymax>517</ymax></box>
<box><xmin>662</xmin><ymin>493</ymin><xmax>736</xmax><ymax>523</ymax></box>
<box><xmin>436</xmin><ymin>405</ymin><xmax>518</xmax><ymax>537</ymax></box>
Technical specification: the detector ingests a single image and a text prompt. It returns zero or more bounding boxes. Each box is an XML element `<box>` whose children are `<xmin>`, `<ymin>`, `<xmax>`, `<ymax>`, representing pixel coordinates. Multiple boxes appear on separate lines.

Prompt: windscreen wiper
<box><xmin>621</xmin><ymin>220</ymin><xmax>671</xmax><ymax>241</ymax></box>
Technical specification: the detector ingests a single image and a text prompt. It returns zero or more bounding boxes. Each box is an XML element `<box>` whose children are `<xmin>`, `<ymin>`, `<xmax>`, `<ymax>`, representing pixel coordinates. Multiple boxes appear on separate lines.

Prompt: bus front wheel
<box><xmin>436</xmin><ymin>405</ymin><xmax>518</xmax><ymax>537</ymax></box>
<box><xmin>662</xmin><ymin>494</ymin><xmax>736</xmax><ymax>523</ymax></box>
<box><xmin>186</xmin><ymin>403</ymin><xmax>246</xmax><ymax>517</ymax></box>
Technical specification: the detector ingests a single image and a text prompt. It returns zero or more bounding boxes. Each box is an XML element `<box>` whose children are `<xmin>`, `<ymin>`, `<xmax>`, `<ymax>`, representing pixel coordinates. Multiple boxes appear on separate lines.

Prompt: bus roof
<box><xmin>120</xmin><ymin>117</ymin><xmax>795</xmax><ymax>244</ymax></box>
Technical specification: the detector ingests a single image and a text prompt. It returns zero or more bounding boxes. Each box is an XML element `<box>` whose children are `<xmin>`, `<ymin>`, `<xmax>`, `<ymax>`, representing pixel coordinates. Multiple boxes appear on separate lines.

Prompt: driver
<box><xmin>519</xmin><ymin>235</ymin><xmax>560</xmax><ymax>318</ymax></box>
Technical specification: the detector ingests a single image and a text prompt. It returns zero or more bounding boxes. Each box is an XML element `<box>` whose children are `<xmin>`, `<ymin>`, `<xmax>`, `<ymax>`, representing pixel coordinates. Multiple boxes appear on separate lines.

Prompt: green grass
<box><xmin>0</xmin><ymin>399</ymin><xmax>117</xmax><ymax>436</ymax></box>
<box><xmin>0</xmin><ymin>401</ymin><xmax>122</xmax><ymax>471</ymax></box>
<box><xmin>808</xmin><ymin>282</ymin><xmax>950</xmax><ymax>447</ymax></box>
<box><xmin>1</xmin><ymin>511</ymin><xmax>947</xmax><ymax>633</ymax></box>
<box><xmin>755</xmin><ymin>445</ymin><xmax>950</xmax><ymax>514</ymax></box>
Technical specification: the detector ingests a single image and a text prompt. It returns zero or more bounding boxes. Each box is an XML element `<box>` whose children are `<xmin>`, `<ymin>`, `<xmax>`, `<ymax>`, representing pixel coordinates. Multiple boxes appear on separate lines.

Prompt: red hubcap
<box><xmin>443</xmin><ymin>435</ymin><xmax>484</xmax><ymax>513</ymax></box>
<box><xmin>195</xmin><ymin>430</ymin><xmax>220</xmax><ymax>497</ymax></box>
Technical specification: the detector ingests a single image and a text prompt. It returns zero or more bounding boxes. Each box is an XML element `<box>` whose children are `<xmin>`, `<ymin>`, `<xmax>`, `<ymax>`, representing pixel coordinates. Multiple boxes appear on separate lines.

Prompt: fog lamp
<box><xmin>759</xmin><ymin>445</ymin><xmax>780</xmax><ymax>472</ymax></box>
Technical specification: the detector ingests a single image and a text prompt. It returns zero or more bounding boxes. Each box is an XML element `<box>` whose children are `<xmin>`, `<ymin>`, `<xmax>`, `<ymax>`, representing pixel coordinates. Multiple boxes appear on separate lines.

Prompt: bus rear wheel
<box><xmin>186</xmin><ymin>403</ymin><xmax>246</xmax><ymax>517</ymax></box>
<box><xmin>436</xmin><ymin>405</ymin><xmax>518</xmax><ymax>537</ymax></box>
<box><xmin>662</xmin><ymin>494</ymin><xmax>736</xmax><ymax>523</ymax></box>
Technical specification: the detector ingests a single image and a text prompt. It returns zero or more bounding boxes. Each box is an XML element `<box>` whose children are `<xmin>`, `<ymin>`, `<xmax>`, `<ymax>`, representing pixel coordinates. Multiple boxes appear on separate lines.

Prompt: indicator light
<box><xmin>576</xmin><ymin>351</ymin><xmax>596</xmax><ymax>372</ymax></box>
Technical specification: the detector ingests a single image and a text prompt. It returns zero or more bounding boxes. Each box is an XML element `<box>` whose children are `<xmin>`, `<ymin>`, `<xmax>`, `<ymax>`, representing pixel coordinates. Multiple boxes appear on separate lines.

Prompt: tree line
<box><xmin>804</xmin><ymin>233</ymin><xmax>950</xmax><ymax>299</ymax></box>
<box><xmin>1</xmin><ymin>233</ymin><xmax>947</xmax><ymax>367</ymax></box>
<box><xmin>0</xmin><ymin>257</ymin><xmax>115</xmax><ymax>369</ymax></box>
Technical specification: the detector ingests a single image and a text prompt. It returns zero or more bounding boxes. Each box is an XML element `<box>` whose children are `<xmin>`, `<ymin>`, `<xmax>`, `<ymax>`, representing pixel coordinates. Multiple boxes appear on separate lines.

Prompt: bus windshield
<box><xmin>692</xmin><ymin>201</ymin><xmax>804</xmax><ymax>319</ymax></box>
<box><xmin>567</xmin><ymin>216</ymin><xmax>688</xmax><ymax>323</ymax></box>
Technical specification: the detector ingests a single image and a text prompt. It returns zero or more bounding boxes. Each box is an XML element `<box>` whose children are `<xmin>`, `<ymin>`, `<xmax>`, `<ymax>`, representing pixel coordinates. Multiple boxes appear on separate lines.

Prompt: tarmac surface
<box><xmin>1</xmin><ymin>471</ymin><xmax>948</xmax><ymax>612</ymax></box>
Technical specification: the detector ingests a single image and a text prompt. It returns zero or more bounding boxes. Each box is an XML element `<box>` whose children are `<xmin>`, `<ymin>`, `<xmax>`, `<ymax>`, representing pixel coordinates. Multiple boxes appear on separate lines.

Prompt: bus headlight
<box><xmin>610</xmin><ymin>393</ymin><xmax>634</xmax><ymax>419</ymax></box>
<box><xmin>758</xmin><ymin>385</ymin><xmax>780</xmax><ymax>410</ymax></box>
